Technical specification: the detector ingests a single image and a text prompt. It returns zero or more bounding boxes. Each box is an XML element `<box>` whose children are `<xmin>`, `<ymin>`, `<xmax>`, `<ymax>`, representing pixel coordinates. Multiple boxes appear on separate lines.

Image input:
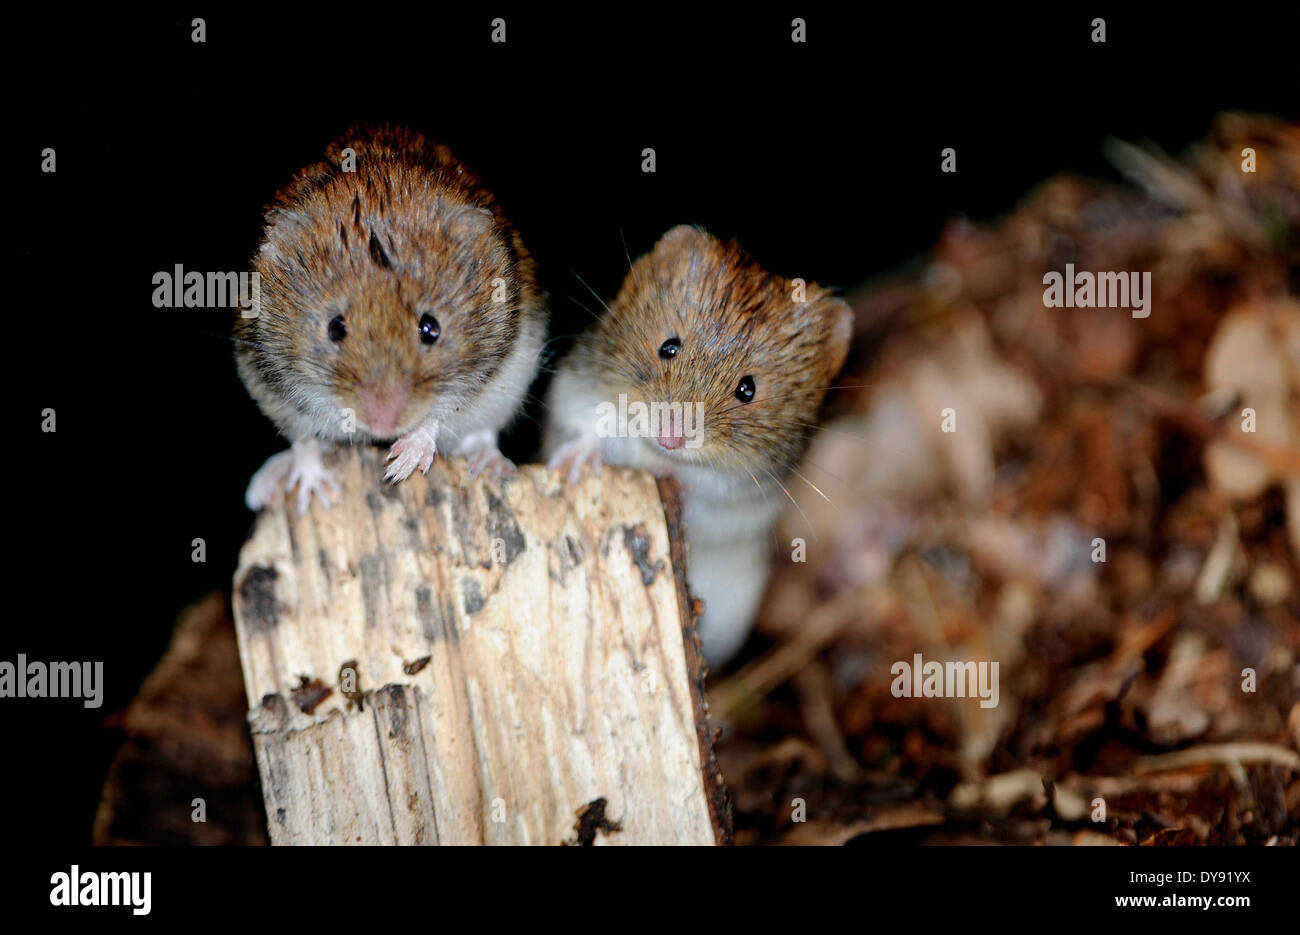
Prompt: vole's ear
<box><xmin>815</xmin><ymin>294</ymin><xmax>854</xmax><ymax>373</ymax></box>
<box><xmin>443</xmin><ymin>201</ymin><xmax>497</xmax><ymax>239</ymax></box>
<box><xmin>652</xmin><ymin>224</ymin><xmax>710</xmax><ymax>256</ymax></box>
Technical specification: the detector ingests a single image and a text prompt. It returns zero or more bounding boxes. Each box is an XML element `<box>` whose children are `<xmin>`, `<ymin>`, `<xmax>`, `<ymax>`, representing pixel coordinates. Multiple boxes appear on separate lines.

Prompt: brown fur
<box><xmin>235</xmin><ymin>124</ymin><xmax>543</xmax><ymax>441</ymax></box>
<box><xmin>571</xmin><ymin>225</ymin><xmax>852</xmax><ymax>477</ymax></box>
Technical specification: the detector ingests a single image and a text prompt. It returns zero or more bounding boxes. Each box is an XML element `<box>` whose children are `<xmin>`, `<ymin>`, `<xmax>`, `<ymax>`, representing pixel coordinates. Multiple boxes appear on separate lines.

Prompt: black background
<box><xmin>9</xmin><ymin>6</ymin><xmax>1298</xmax><ymax>846</ymax></box>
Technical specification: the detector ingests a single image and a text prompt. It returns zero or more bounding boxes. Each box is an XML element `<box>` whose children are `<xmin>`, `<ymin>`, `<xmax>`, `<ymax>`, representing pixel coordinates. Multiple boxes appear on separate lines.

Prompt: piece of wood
<box><xmin>93</xmin><ymin>592</ymin><xmax>268</xmax><ymax>846</ymax></box>
<box><xmin>232</xmin><ymin>446</ymin><xmax>731</xmax><ymax>845</ymax></box>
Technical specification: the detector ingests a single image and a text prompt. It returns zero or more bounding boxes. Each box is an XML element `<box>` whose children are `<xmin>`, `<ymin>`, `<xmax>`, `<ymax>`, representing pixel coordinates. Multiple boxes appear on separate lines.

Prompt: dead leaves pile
<box><xmin>714</xmin><ymin>114</ymin><xmax>1300</xmax><ymax>846</ymax></box>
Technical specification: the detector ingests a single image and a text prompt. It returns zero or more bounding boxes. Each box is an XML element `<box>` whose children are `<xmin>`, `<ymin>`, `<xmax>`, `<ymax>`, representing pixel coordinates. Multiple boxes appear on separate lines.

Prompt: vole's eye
<box><xmin>659</xmin><ymin>337</ymin><xmax>681</xmax><ymax>359</ymax></box>
<box><xmin>419</xmin><ymin>313</ymin><xmax>441</xmax><ymax>345</ymax></box>
<box><xmin>327</xmin><ymin>315</ymin><xmax>347</xmax><ymax>342</ymax></box>
<box><xmin>735</xmin><ymin>375</ymin><xmax>756</xmax><ymax>403</ymax></box>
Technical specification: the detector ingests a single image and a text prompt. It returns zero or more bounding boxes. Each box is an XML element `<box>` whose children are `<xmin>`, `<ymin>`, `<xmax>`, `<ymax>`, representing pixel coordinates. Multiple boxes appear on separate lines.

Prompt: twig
<box><xmin>1134</xmin><ymin>742</ymin><xmax>1300</xmax><ymax>774</ymax></box>
<box><xmin>709</xmin><ymin>588</ymin><xmax>864</xmax><ymax>720</ymax></box>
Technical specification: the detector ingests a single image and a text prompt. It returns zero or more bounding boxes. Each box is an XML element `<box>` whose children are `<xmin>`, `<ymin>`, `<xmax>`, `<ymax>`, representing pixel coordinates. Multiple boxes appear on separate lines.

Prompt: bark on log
<box><xmin>232</xmin><ymin>446</ymin><xmax>731</xmax><ymax>845</ymax></box>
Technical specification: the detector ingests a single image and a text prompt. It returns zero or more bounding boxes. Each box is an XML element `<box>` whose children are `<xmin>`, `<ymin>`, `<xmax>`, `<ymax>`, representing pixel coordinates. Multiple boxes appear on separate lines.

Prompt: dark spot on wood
<box><xmin>339</xmin><ymin>659</ymin><xmax>363</xmax><ymax>712</ymax></box>
<box><xmin>563</xmin><ymin>797</ymin><xmax>623</xmax><ymax>846</ymax></box>
<box><xmin>484</xmin><ymin>491</ymin><xmax>526</xmax><ymax>565</ymax></box>
<box><xmin>414</xmin><ymin>586</ymin><xmax>458</xmax><ymax>643</ymax></box>
<box><xmin>290</xmin><ymin>675</ymin><xmax>333</xmax><ymax>714</ymax></box>
<box><xmin>257</xmin><ymin>692</ymin><xmax>293</xmax><ymax>730</ymax></box>
<box><xmin>461</xmin><ymin>577</ymin><xmax>485</xmax><ymax>615</ymax></box>
<box><xmin>450</xmin><ymin>487</ymin><xmax>481</xmax><ymax>562</ymax></box>
<box><xmin>547</xmin><ymin>534</ymin><xmax>583</xmax><ymax>585</ymax></box>
<box><xmin>358</xmin><ymin>552</ymin><xmax>387</xmax><ymax>629</ymax></box>
<box><xmin>624</xmin><ymin>525</ymin><xmax>665</xmax><ymax>586</ymax></box>
<box><xmin>285</xmin><ymin>516</ymin><xmax>301</xmax><ymax>565</ymax></box>
<box><xmin>414</xmin><ymin>586</ymin><xmax>439</xmax><ymax>641</ymax></box>
<box><xmin>379</xmin><ymin>684</ymin><xmax>410</xmax><ymax>740</ymax></box>
<box><xmin>441</xmin><ymin>594</ymin><xmax>459</xmax><ymax>641</ymax></box>
<box><xmin>365</xmin><ymin>491</ymin><xmax>384</xmax><ymax>513</ymax></box>
<box><xmin>425</xmin><ymin>487</ymin><xmax>445</xmax><ymax>508</ymax></box>
<box><xmin>403</xmin><ymin>655</ymin><xmax>432</xmax><ymax>675</ymax></box>
<box><xmin>237</xmin><ymin>565</ymin><xmax>281</xmax><ymax>631</ymax></box>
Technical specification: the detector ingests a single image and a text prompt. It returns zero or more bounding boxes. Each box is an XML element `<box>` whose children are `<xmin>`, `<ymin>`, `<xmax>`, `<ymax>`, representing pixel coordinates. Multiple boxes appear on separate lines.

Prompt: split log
<box><xmin>231</xmin><ymin>446</ymin><xmax>731</xmax><ymax>845</ymax></box>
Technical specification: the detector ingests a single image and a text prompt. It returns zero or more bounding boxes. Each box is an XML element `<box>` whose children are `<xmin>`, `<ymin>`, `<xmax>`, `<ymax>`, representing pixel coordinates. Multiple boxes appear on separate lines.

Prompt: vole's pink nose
<box><xmin>358</xmin><ymin>385</ymin><xmax>407</xmax><ymax>437</ymax></box>
<box><xmin>657</xmin><ymin>432</ymin><xmax>685</xmax><ymax>451</ymax></box>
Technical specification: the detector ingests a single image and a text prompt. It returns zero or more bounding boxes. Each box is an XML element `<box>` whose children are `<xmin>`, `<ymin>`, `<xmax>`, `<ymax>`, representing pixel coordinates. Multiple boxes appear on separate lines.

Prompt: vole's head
<box><xmin>251</xmin><ymin>143</ymin><xmax>524</xmax><ymax>440</ymax></box>
<box><xmin>582</xmin><ymin>225</ymin><xmax>852</xmax><ymax>477</ymax></box>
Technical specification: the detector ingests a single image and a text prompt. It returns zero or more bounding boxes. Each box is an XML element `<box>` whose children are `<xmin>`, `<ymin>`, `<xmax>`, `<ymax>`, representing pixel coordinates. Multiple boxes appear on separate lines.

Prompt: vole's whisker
<box><xmin>565</xmin><ymin>294</ymin><xmax>604</xmax><ymax>325</ymax></box>
<box><xmin>209</xmin><ymin>330</ymin><xmax>270</xmax><ymax>352</ymax></box>
<box><xmin>718</xmin><ymin>383</ymin><xmax>875</xmax><ymax>414</ymax></box>
<box><xmin>789</xmin><ymin>454</ymin><xmax>854</xmax><ymax>492</ymax></box>
<box><xmin>788</xmin><ymin>419</ymin><xmax>927</xmax><ymax>465</ymax></box>
<box><xmin>760</xmin><ymin>465</ymin><xmax>817</xmax><ymax>543</ymax></box>
<box><xmin>791</xmin><ymin>420</ymin><xmax>871</xmax><ymax>443</ymax></box>
<box><xmin>748</xmin><ymin>469</ymin><xmax>786</xmax><ymax>554</ymax></box>
<box><xmin>618</xmin><ymin>228</ymin><xmax>646</xmax><ymax>296</ymax></box>
<box><xmin>569</xmin><ymin>269</ymin><xmax>612</xmax><ymax>314</ymax></box>
<box><xmin>786</xmin><ymin>465</ymin><xmax>831</xmax><ymax>503</ymax></box>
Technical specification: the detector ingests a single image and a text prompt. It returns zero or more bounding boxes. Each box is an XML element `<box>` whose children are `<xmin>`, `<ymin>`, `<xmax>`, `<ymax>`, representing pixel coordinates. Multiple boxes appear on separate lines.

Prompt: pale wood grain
<box><xmin>233</xmin><ymin>446</ymin><xmax>730</xmax><ymax>845</ymax></box>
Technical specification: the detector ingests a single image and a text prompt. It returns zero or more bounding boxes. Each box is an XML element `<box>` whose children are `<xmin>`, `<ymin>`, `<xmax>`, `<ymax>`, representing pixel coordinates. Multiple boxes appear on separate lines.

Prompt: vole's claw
<box><xmin>386</xmin><ymin>426</ymin><xmax>439</xmax><ymax>483</ymax></box>
<box><xmin>465</xmin><ymin>447</ymin><xmax>517</xmax><ymax>482</ymax></box>
<box><xmin>246</xmin><ymin>449</ymin><xmax>294</xmax><ymax>511</ymax></box>
<box><xmin>285</xmin><ymin>441</ymin><xmax>337</xmax><ymax>514</ymax></box>
<box><xmin>246</xmin><ymin>440</ymin><xmax>336</xmax><ymax>513</ymax></box>
<box><xmin>548</xmin><ymin>438</ymin><xmax>603</xmax><ymax>484</ymax></box>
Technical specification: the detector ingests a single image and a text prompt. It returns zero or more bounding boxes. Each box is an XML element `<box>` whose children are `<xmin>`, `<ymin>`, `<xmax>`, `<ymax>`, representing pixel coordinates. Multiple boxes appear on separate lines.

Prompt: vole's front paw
<box><xmin>453</xmin><ymin>430</ymin><xmax>517</xmax><ymax>482</ymax></box>
<box><xmin>246</xmin><ymin>440</ymin><xmax>337</xmax><ymax>514</ymax></box>
<box><xmin>246</xmin><ymin>450</ymin><xmax>294</xmax><ymax>511</ymax></box>
<box><xmin>385</xmin><ymin>425</ymin><xmax>439</xmax><ymax>483</ymax></box>
<box><xmin>548</xmin><ymin>437</ymin><xmax>603</xmax><ymax>484</ymax></box>
<box><xmin>286</xmin><ymin>441</ymin><xmax>339</xmax><ymax>514</ymax></box>
<box><xmin>465</xmin><ymin>446</ymin><xmax>517</xmax><ymax>482</ymax></box>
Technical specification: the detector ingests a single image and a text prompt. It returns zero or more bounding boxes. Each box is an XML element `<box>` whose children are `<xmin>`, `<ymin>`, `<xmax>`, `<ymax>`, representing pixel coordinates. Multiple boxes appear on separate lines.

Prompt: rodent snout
<box><xmin>652</xmin><ymin>400</ymin><xmax>695</xmax><ymax>452</ymax></box>
<box><xmin>358</xmin><ymin>383</ymin><xmax>408</xmax><ymax>437</ymax></box>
